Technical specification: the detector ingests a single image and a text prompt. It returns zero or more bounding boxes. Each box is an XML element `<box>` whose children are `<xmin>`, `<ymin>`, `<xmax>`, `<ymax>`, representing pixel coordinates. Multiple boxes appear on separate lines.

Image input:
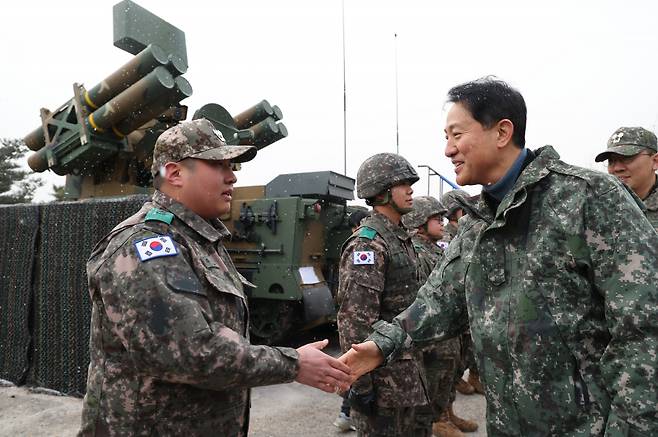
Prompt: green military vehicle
<box><xmin>20</xmin><ymin>0</ymin><xmax>355</xmax><ymax>344</ymax></box>
<box><xmin>223</xmin><ymin>172</ymin><xmax>356</xmax><ymax>343</ymax></box>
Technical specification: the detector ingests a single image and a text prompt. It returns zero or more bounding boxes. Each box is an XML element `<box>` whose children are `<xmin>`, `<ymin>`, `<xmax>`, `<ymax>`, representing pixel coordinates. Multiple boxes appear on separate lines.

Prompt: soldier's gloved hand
<box><xmin>348</xmin><ymin>387</ymin><xmax>376</xmax><ymax>416</ymax></box>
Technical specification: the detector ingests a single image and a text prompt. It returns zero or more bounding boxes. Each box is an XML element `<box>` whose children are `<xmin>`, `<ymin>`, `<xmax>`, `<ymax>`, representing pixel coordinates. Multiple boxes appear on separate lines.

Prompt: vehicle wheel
<box><xmin>249</xmin><ymin>299</ymin><xmax>296</xmax><ymax>345</ymax></box>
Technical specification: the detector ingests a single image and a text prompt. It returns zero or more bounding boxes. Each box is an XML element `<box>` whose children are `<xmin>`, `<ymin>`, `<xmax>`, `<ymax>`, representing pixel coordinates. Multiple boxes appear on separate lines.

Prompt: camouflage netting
<box><xmin>0</xmin><ymin>195</ymin><xmax>148</xmax><ymax>395</ymax></box>
<box><xmin>0</xmin><ymin>203</ymin><xmax>39</xmax><ymax>384</ymax></box>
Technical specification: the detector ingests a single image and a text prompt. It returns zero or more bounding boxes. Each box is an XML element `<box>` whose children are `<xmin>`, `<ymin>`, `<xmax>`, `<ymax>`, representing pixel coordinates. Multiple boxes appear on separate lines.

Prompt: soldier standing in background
<box><xmin>595</xmin><ymin>126</ymin><xmax>658</xmax><ymax>229</ymax></box>
<box><xmin>341</xmin><ymin>77</ymin><xmax>658</xmax><ymax>436</ymax></box>
<box><xmin>333</xmin><ymin>208</ymin><xmax>371</xmax><ymax>433</ymax></box>
<box><xmin>79</xmin><ymin>119</ymin><xmax>351</xmax><ymax>437</ymax></box>
<box><xmin>403</xmin><ymin>196</ymin><xmax>478</xmax><ymax>437</ymax></box>
<box><xmin>441</xmin><ymin>190</ymin><xmax>469</xmax><ymax>242</ymax></box>
<box><xmin>337</xmin><ymin>153</ymin><xmax>430</xmax><ymax>436</ymax></box>
<box><xmin>440</xmin><ymin>190</ymin><xmax>484</xmax><ymax>397</ymax></box>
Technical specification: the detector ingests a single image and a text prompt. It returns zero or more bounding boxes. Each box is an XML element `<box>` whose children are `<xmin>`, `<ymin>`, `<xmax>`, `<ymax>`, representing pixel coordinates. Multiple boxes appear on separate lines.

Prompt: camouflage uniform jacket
<box><xmin>641</xmin><ymin>175</ymin><xmax>658</xmax><ymax>230</ymax></box>
<box><xmin>369</xmin><ymin>146</ymin><xmax>658</xmax><ymax>436</ymax></box>
<box><xmin>411</xmin><ymin>235</ymin><xmax>444</xmax><ymax>283</ymax></box>
<box><xmin>79</xmin><ymin>191</ymin><xmax>299</xmax><ymax>437</ymax></box>
<box><xmin>337</xmin><ymin>210</ymin><xmax>428</xmax><ymax>408</ymax></box>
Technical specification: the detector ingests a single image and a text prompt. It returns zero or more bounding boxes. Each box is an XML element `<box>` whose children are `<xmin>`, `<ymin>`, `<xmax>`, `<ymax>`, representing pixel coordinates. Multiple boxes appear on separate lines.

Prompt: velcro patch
<box><xmin>353</xmin><ymin>251</ymin><xmax>374</xmax><ymax>265</ymax></box>
<box><xmin>134</xmin><ymin>236</ymin><xmax>178</xmax><ymax>262</ymax></box>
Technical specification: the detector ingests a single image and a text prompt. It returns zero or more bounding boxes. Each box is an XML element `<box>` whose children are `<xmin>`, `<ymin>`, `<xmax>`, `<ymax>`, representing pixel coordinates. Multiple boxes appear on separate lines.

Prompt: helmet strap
<box><xmin>366</xmin><ymin>189</ymin><xmax>391</xmax><ymax>207</ymax></box>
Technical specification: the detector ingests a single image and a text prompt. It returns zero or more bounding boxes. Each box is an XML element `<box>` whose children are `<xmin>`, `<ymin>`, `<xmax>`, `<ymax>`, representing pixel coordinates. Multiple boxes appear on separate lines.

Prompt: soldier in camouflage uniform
<box><xmin>403</xmin><ymin>196</ymin><xmax>477</xmax><ymax>437</ymax></box>
<box><xmin>595</xmin><ymin>126</ymin><xmax>658</xmax><ymax>230</ymax></box>
<box><xmin>341</xmin><ymin>77</ymin><xmax>658</xmax><ymax>436</ymax></box>
<box><xmin>78</xmin><ymin>118</ymin><xmax>351</xmax><ymax>437</ymax></box>
<box><xmin>441</xmin><ymin>189</ymin><xmax>484</xmax><ymax>398</ymax></box>
<box><xmin>441</xmin><ymin>190</ymin><xmax>470</xmax><ymax>243</ymax></box>
<box><xmin>337</xmin><ymin>153</ymin><xmax>430</xmax><ymax>436</ymax></box>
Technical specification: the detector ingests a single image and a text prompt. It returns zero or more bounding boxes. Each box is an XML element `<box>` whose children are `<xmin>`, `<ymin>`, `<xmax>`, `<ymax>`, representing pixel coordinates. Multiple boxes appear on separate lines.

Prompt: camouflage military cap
<box><xmin>356</xmin><ymin>153</ymin><xmax>419</xmax><ymax>199</ymax></box>
<box><xmin>441</xmin><ymin>189</ymin><xmax>470</xmax><ymax>217</ymax></box>
<box><xmin>594</xmin><ymin>126</ymin><xmax>657</xmax><ymax>162</ymax></box>
<box><xmin>402</xmin><ymin>196</ymin><xmax>447</xmax><ymax>229</ymax></box>
<box><xmin>151</xmin><ymin>118</ymin><xmax>257</xmax><ymax>176</ymax></box>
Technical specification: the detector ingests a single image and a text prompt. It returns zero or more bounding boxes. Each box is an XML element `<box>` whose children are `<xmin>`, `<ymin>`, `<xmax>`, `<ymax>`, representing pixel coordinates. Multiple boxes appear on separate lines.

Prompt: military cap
<box><xmin>151</xmin><ymin>118</ymin><xmax>257</xmax><ymax>176</ymax></box>
<box><xmin>441</xmin><ymin>189</ymin><xmax>470</xmax><ymax>217</ymax></box>
<box><xmin>402</xmin><ymin>196</ymin><xmax>447</xmax><ymax>229</ymax></box>
<box><xmin>356</xmin><ymin>153</ymin><xmax>419</xmax><ymax>199</ymax></box>
<box><xmin>595</xmin><ymin>127</ymin><xmax>657</xmax><ymax>162</ymax></box>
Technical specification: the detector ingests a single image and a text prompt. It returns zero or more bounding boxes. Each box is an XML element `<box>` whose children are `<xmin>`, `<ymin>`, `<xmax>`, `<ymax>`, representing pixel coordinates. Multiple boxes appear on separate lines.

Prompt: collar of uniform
<box><xmin>151</xmin><ymin>190</ymin><xmax>231</xmax><ymax>242</ymax></box>
<box><xmin>370</xmin><ymin>210</ymin><xmax>411</xmax><ymax>241</ymax></box>
<box><xmin>494</xmin><ymin>146</ymin><xmax>555</xmax><ymax>212</ymax></box>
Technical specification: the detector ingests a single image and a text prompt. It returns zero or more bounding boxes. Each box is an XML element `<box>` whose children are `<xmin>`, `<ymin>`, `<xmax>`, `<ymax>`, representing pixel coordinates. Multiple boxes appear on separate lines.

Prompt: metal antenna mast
<box><xmin>394</xmin><ymin>32</ymin><xmax>399</xmax><ymax>154</ymax></box>
<box><xmin>342</xmin><ymin>0</ymin><xmax>347</xmax><ymax>175</ymax></box>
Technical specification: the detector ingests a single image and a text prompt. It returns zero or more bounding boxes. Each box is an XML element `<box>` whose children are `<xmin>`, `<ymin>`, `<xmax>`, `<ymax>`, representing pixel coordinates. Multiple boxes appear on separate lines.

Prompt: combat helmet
<box><xmin>441</xmin><ymin>189</ymin><xmax>470</xmax><ymax>218</ymax></box>
<box><xmin>356</xmin><ymin>153</ymin><xmax>419</xmax><ymax>200</ymax></box>
<box><xmin>402</xmin><ymin>196</ymin><xmax>447</xmax><ymax>229</ymax></box>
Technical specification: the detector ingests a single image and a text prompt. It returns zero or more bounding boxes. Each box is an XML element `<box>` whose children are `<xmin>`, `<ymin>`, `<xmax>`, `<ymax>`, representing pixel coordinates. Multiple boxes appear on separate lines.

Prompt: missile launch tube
<box><xmin>86</xmin><ymin>66</ymin><xmax>174</xmax><ymax>135</ymax></box>
<box><xmin>233</xmin><ymin>100</ymin><xmax>276</xmax><ymax>129</ymax></box>
<box><xmin>83</xmin><ymin>44</ymin><xmax>169</xmax><ymax>110</ymax></box>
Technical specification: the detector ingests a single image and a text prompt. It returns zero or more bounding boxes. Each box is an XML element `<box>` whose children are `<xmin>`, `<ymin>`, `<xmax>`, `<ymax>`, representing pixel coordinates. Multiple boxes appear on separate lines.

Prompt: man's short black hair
<box><xmin>447</xmin><ymin>76</ymin><xmax>527</xmax><ymax>148</ymax></box>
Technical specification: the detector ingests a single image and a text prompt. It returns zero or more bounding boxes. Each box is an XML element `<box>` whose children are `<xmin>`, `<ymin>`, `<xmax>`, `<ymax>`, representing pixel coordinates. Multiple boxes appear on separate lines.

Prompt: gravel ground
<box><xmin>0</xmin><ymin>328</ymin><xmax>487</xmax><ymax>436</ymax></box>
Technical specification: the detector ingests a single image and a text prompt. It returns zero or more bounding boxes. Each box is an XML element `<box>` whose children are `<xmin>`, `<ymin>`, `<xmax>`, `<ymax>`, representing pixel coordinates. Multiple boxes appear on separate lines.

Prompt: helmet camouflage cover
<box><xmin>402</xmin><ymin>196</ymin><xmax>447</xmax><ymax>229</ymax></box>
<box><xmin>441</xmin><ymin>189</ymin><xmax>470</xmax><ymax>217</ymax></box>
<box><xmin>356</xmin><ymin>153</ymin><xmax>419</xmax><ymax>199</ymax></box>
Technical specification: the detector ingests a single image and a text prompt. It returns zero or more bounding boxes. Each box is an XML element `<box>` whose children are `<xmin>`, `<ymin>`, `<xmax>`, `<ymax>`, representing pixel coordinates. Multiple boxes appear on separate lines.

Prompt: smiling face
<box><xmin>444</xmin><ymin>103</ymin><xmax>502</xmax><ymax>186</ymax></box>
<box><xmin>178</xmin><ymin>158</ymin><xmax>237</xmax><ymax>219</ymax></box>
<box><xmin>607</xmin><ymin>152</ymin><xmax>658</xmax><ymax>199</ymax></box>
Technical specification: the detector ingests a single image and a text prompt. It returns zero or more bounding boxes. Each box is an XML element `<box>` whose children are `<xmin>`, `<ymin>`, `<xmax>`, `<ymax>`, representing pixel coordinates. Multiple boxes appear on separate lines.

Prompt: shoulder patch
<box><xmin>134</xmin><ymin>236</ymin><xmax>178</xmax><ymax>262</ymax></box>
<box><xmin>358</xmin><ymin>226</ymin><xmax>377</xmax><ymax>240</ymax></box>
<box><xmin>353</xmin><ymin>251</ymin><xmax>374</xmax><ymax>265</ymax></box>
<box><xmin>145</xmin><ymin>208</ymin><xmax>174</xmax><ymax>225</ymax></box>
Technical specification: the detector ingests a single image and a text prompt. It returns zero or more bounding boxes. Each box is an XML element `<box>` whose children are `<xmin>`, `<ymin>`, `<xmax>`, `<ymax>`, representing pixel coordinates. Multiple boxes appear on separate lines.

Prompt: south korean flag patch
<box><xmin>353</xmin><ymin>251</ymin><xmax>374</xmax><ymax>265</ymax></box>
<box><xmin>134</xmin><ymin>236</ymin><xmax>178</xmax><ymax>262</ymax></box>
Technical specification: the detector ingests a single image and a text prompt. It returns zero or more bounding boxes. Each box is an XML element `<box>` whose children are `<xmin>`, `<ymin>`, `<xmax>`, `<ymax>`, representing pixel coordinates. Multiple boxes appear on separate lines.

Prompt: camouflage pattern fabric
<box><xmin>337</xmin><ymin>211</ymin><xmax>428</xmax><ymax>435</ymax></box>
<box><xmin>150</xmin><ymin>118</ymin><xmax>256</xmax><ymax>176</ymax></box>
<box><xmin>79</xmin><ymin>191</ymin><xmax>299</xmax><ymax>437</ymax></box>
<box><xmin>401</xmin><ymin>196</ymin><xmax>446</xmax><ymax>230</ymax></box>
<box><xmin>441</xmin><ymin>189</ymin><xmax>471</xmax><ymax>218</ymax></box>
<box><xmin>594</xmin><ymin>126</ymin><xmax>658</xmax><ymax>162</ymax></box>
<box><xmin>368</xmin><ymin>146</ymin><xmax>658</xmax><ymax>436</ymax></box>
<box><xmin>411</xmin><ymin>235</ymin><xmax>460</xmax><ymax>424</ymax></box>
<box><xmin>356</xmin><ymin>153</ymin><xmax>419</xmax><ymax>199</ymax></box>
<box><xmin>353</xmin><ymin>406</ymin><xmax>432</xmax><ymax>437</ymax></box>
<box><xmin>641</xmin><ymin>177</ymin><xmax>658</xmax><ymax>230</ymax></box>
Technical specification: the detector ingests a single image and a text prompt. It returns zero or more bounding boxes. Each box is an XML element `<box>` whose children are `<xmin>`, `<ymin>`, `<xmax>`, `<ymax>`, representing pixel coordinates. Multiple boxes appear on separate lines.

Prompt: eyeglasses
<box><xmin>607</xmin><ymin>153</ymin><xmax>653</xmax><ymax>166</ymax></box>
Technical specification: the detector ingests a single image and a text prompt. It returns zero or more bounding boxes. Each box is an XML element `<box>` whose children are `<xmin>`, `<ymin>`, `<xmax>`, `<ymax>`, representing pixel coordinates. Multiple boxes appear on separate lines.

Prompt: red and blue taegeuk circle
<box><xmin>149</xmin><ymin>240</ymin><xmax>163</xmax><ymax>251</ymax></box>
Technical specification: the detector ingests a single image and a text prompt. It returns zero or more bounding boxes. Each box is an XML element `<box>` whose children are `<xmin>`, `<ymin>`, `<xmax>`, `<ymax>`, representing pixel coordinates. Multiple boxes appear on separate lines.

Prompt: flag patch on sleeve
<box><xmin>134</xmin><ymin>236</ymin><xmax>178</xmax><ymax>262</ymax></box>
<box><xmin>353</xmin><ymin>251</ymin><xmax>374</xmax><ymax>265</ymax></box>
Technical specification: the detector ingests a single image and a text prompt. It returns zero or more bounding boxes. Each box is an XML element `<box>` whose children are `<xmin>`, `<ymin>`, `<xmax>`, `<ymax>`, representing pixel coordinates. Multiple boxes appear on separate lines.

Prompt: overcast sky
<box><xmin>2</xmin><ymin>0</ymin><xmax>658</xmax><ymax>202</ymax></box>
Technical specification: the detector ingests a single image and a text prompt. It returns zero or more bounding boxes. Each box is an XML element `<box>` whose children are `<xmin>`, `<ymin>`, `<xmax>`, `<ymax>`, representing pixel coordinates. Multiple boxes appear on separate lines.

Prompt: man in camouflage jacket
<box><xmin>342</xmin><ymin>78</ymin><xmax>658</xmax><ymax>436</ymax></box>
<box><xmin>337</xmin><ymin>153</ymin><xmax>430</xmax><ymax>436</ymax></box>
<box><xmin>595</xmin><ymin>126</ymin><xmax>658</xmax><ymax>230</ymax></box>
<box><xmin>79</xmin><ymin>119</ymin><xmax>351</xmax><ymax>436</ymax></box>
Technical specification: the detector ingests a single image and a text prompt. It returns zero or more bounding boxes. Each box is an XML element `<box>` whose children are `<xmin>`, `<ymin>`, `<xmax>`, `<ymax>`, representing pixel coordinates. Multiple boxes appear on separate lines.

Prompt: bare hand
<box><xmin>339</xmin><ymin>341</ymin><xmax>384</xmax><ymax>384</ymax></box>
<box><xmin>295</xmin><ymin>339</ymin><xmax>351</xmax><ymax>393</ymax></box>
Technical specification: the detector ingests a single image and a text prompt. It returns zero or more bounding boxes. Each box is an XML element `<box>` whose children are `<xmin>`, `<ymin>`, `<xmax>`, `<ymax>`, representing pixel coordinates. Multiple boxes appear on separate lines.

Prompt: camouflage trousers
<box><xmin>454</xmin><ymin>331</ymin><xmax>478</xmax><ymax>390</ymax></box>
<box><xmin>353</xmin><ymin>407</ymin><xmax>431</xmax><ymax>437</ymax></box>
<box><xmin>416</xmin><ymin>337</ymin><xmax>461</xmax><ymax>425</ymax></box>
